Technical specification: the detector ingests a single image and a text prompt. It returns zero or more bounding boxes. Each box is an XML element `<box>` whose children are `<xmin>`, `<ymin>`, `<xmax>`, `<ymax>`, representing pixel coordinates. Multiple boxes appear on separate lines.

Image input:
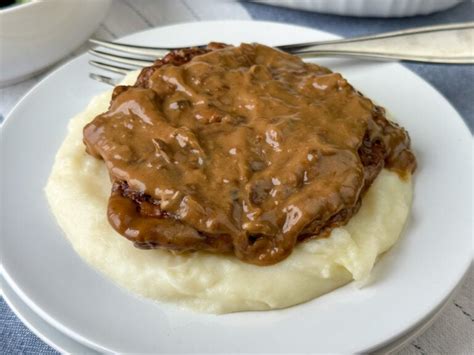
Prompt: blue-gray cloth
<box><xmin>1</xmin><ymin>2</ymin><xmax>473</xmax><ymax>354</ymax></box>
<box><xmin>0</xmin><ymin>298</ymin><xmax>57</xmax><ymax>354</ymax></box>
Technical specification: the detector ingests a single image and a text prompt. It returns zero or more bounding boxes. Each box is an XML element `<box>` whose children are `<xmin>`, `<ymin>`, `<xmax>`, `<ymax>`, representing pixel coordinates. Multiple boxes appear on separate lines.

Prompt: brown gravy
<box><xmin>83</xmin><ymin>43</ymin><xmax>416</xmax><ymax>265</ymax></box>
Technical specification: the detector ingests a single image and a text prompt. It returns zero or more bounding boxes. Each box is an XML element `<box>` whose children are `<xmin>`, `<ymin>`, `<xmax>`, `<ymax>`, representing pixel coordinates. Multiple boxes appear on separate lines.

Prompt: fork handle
<box><xmin>283</xmin><ymin>22</ymin><xmax>474</xmax><ymax>64</ymax></box>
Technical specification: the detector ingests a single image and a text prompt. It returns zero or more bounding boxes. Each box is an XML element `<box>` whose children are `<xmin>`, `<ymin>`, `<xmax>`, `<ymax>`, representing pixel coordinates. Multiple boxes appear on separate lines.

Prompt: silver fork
<box><xmin>88</xmin><ymin>22</ymin><xmax>474</xmax><ymax>85</ymax></box>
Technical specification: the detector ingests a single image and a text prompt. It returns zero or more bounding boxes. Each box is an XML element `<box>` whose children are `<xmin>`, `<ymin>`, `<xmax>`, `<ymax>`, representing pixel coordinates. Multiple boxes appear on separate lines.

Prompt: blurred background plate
<box><xmin>0</xmin><ymin>0</ymin><xmax>111</xmax><ymax>87</ymax></box>
<box><xmin>252</xmin><ymin>0</ymin><xmax>463</xmax><ymax>17</ymax></box>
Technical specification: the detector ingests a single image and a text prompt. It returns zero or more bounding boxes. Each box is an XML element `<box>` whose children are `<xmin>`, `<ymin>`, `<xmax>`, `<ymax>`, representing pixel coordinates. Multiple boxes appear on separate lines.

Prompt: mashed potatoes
<box><xmin>45</xmin><ymin>73</ymin><xmax>412</xmax><ymax>314</ymax></box>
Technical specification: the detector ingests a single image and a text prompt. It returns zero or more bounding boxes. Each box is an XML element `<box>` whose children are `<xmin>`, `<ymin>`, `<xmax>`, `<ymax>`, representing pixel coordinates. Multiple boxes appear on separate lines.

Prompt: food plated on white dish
<box><xmin>46</xmin><ymin>42</ymin><xmax>415</xmax><ymax>313</ymax></box>
<box><xmin>1</xmin><ymin>21</ymin><xmax>471</xmax><ymax>353</ymax></box>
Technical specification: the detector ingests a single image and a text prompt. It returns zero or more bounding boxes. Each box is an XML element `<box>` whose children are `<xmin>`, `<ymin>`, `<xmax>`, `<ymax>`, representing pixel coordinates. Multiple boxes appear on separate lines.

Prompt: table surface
<box><xmin>0</xmin><ymin>1</ymin><xmax>472</xmax><ymax>354</ymax></box>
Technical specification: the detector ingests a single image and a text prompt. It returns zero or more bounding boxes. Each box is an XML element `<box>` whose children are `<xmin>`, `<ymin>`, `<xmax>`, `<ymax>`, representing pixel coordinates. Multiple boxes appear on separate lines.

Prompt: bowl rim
<box><xmin>0</xmin><ymin>0</ymin><xmax>42</xmax><ymax>15</ymax></box>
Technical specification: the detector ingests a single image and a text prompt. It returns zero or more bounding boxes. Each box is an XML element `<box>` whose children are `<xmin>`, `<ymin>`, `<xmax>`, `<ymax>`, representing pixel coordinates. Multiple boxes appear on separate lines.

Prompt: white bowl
<box><xmin>254</xmin><ymin>0</ymin><xmax>463</xmax><ymax>17</ymax></box>
<box><xmin>0</xmin><ymin>0</ymin><xmax>111</xmax><ymax>87</ymax></box>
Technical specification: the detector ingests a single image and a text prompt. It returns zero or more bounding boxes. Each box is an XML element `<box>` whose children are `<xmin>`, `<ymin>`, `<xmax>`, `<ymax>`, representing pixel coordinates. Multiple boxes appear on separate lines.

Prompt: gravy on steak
<box><xmin>83</xmin><ymin>43</ymin><xmax>416</xmax><ymax>265</ymax></box>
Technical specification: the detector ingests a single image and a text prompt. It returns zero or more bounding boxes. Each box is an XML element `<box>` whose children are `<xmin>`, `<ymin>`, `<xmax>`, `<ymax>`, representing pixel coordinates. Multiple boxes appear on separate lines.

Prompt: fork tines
<box><xmin>88</xmin><ymin>38</ymin><xmax>180</xmax><ymax>82</ymax></box>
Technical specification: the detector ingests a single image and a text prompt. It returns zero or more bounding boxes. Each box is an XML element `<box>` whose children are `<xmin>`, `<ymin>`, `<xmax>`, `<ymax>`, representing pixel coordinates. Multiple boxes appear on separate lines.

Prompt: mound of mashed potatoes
<box><xmin>45</xmin><ymin>73</ymin><xmax>412</xmax><ymax>314</ymax></box>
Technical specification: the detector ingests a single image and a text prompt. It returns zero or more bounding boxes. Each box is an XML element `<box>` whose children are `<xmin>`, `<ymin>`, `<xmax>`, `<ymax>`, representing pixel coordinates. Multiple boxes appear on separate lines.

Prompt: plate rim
<box><xmin>1</xmin><ymin>19</ymin><xmax>472</xmax><ymax>354</ymax></box>
<box><xmin>2</xmin><ymin>269</ymin><xmax>467</xmax><ymax>354</ymax></box>
<box><xmin>1</xmin><ymin>273</ymin><xmax>99</xmax><ymax>354</ymax></box>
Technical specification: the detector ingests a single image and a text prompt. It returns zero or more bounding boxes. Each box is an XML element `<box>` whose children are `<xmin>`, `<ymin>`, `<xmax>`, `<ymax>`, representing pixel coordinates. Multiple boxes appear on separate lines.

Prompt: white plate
<box><xmin>1</xmin><ymin>271</ymin><xmax>462</xmax><ymax>355</ymax></box>
<box><xmin>1</xmin><ymin>275</ymin><xmax>98</xmax><ymax>354</ymax></box>
<box><xmin>1</xmin><ymin>21</ymin><xmax>472</xmax><ymax>353</ymax></box>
